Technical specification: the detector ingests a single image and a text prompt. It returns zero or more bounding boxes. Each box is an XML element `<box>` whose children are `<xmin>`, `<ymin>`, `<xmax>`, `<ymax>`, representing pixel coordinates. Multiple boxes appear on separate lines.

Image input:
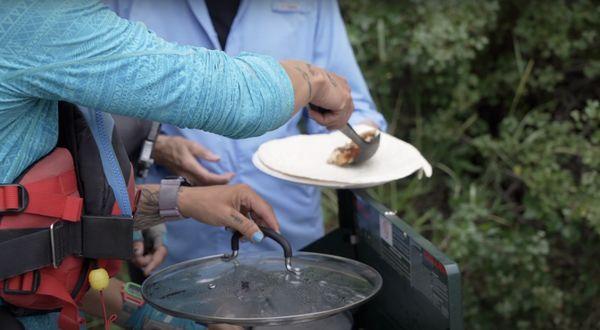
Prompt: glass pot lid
<box><xmin>142</xmin><ymin>228</ymin><xmax>382</xmax><ymax>326</ymax></box>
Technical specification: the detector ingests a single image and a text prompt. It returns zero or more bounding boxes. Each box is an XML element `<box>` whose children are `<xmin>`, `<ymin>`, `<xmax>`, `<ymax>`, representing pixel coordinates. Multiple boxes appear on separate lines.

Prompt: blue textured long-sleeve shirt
<box><xmin>0</xmin><ymin>0</ymin><xmax>294</xmax><ymax>183</ymax></box>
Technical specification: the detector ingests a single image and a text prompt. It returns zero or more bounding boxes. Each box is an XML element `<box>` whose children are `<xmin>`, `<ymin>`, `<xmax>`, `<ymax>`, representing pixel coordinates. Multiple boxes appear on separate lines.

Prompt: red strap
<box><xmin>4</xmin><ymin>272</ymin><xmax>37</xmax><ymax>293</ymax></box>
<box><xmin>25</xmin><ymin>192</ymin><xmax>82</xmax><ymax>222</ymax></box>
<box><xmin>0</xmin><ymin>170</ymin><xmax>83</xmax><ymax>221</ymax></box>
<box><xmin>25</xmin><ymin>170</ymin><xmax>78</xmax><ymax>195</ymax></box>
<box><xmin>26</xmin><ymin>169</ymin><xmax>82</xmax><ymax>221</ymax></box>
<box><xmin>0</xmin><ymin>185</ymin><xmax>20</xmax><ymax>210</ymax></box>
<box><xmin>35</xmin><ymin>272</ymin><xmax>84</xmax><ymax>330</ymax></box>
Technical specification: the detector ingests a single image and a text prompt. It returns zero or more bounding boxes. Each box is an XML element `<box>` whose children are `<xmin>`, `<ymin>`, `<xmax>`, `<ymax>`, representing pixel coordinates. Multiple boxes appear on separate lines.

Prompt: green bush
<box><xmin>338</xmin><ymin>1</ymin><xmax>600</xmax><ymax>328</ymax></box>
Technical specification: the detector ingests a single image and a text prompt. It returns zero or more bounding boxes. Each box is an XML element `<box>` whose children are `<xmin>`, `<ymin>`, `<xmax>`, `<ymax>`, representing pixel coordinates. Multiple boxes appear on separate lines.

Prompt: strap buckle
<box><xmin>49</xmin><ymin>221</ymin><xmax>63</xmax><ymax>268</ymax></box>
<box><xmin>136</xmin><ymin>122</ymin><xmax>161</xmax><ymax>178</ymax></box>
<box><xmin>2</xmin><ymin>270</ymin><xmax>41</xmax><ymax>295</ymax></box>
<box><xmin>0</xmin><ymin>184</ymin><xmax>29</xmax><ymax>215</ymax></box>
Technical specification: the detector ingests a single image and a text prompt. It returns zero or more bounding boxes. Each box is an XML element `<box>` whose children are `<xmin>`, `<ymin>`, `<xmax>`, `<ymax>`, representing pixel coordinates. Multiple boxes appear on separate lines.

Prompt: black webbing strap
<box><xmin>0</xmin><ymin>216</ymin><xmax>132</xmax><ymax>281</ymax></box>
<box><xmin>82</xmin><ymin>216</ymin><xmax>133</xmax><ymax>260</ymax></box>
<box><xmin>0</xmin><ymin>306</ymin><xmax>24</xmax><ymax>330</ymax></box>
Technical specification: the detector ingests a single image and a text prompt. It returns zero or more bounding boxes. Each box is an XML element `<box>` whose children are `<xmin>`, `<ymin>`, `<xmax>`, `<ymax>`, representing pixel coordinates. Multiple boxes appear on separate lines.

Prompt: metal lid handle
<box><xmin>226</xmin><ymin>226</ymin><xmax>298</xmax><ymax>274</ymax></box>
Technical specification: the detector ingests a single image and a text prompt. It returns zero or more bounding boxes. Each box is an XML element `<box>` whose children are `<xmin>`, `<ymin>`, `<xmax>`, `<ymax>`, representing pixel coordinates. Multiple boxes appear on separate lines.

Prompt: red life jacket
<box><xmin>0</xmin><ymin>102</ymin><xmax>135</xmax><ymax>329</ymax></box>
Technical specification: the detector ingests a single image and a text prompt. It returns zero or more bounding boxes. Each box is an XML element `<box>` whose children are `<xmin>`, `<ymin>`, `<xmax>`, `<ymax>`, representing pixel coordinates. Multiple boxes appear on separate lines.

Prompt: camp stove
<box><xmin>142</xmin><ymin>188</ymin><xmax>462</xmax><ymax>330</ymax></box>
<box><xmin>302</xmin><ymin>190</ymin><xmax>463</xmax><ymax>330</ymax></box>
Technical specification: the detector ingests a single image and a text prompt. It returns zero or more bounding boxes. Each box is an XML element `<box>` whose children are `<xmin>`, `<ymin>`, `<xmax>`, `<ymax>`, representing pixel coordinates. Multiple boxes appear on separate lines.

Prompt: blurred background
<box><xmin>319</xmin><ymin>1</ymin><xmax>599</xmax><ymax>329</ymax></box>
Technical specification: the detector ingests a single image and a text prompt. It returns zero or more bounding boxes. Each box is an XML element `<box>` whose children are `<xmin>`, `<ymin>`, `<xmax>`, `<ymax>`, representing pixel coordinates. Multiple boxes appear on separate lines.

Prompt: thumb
<box><xmin>229</xmin><ymin>210</ymin><xmax>264</xmax><ymax>244</ymax></box>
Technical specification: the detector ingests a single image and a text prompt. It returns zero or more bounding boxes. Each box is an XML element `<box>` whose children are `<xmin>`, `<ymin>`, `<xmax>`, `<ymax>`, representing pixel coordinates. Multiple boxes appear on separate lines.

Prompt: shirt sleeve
<box><xmin>306</xmin><ymin>0</ymin><xmax>387</xmax><ymax>134</ymax></box>
<box><xmin>2</xmin><ymin>1</ymin><xmax>293</xmax><ymax>139</ymax></box>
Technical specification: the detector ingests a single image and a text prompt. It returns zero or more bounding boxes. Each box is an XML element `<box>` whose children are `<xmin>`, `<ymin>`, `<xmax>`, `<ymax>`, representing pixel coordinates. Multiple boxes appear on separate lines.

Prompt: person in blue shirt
<box><xmin>106</xmin><ymin>0</ymin><xmax>387</xmax><ymax>271</ymax></box>
<box><xmin>0</xmin><ymin>1</ymin><xmax>356</xmax><ymax>328</ymax></box>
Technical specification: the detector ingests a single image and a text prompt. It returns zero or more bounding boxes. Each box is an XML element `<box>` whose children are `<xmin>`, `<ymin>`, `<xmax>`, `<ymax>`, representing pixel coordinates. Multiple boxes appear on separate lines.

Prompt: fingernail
<box><xmin>251</xmin><ymin>231</ymin><xmax>264</xmax><ymax>243</ymax></box>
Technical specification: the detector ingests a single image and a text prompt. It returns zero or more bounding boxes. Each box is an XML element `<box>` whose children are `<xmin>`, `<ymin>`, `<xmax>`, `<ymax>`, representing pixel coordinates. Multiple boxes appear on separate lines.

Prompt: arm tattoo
<box><xmin>294</xmin><ymin>66</ymin><xmax>312</xmax><ymax>100</ymax></box>
<box><xmin>326</xmin><ymin>72</ymin><xmax>338</xmax><ymax>88</ymax></box>
<box><xmin>305</xmin><ymin>63</ymin><xmax>317</xmax><ymax>76</ymax></box>
<box><xmin>133</xmin><ymin>186</ymin><xmax>164</xmax><ymax>230</ymax></box>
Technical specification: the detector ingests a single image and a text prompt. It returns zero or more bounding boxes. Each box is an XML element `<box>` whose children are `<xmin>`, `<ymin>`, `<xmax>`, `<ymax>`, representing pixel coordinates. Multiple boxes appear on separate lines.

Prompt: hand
<box><xmin>280</xmin><ymin>61</ymin><xmax>354</xmax><ymax>130</ymax></box>
<box><xmin>177</xmin><ymin>184</ymin><xmax>279</xmax><ymax>242</ymax></box>
<box><xmin>132</xmin><ymin>241</ymin><xmax>168</xmax><ymax>276</ymax></box>
<box><xmin>152</xmin><ymin>135</ymin><xmax>234</xmax><ymax>186</ymax></box>
<box><xmin>307</xmin><ymin>69</ymin><xmax>354</xmax><ymax>130</ymax></box>
<box><xmin>131</xmin><ymin>224</ymin><xmax>168</xmax><ymax>275</ymax></box>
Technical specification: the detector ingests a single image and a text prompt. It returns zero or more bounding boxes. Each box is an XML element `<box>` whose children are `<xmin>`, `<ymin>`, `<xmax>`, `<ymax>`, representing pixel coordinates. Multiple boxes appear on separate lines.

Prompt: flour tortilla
<box><xmin>253</xmin><ymin>153</ymin><xmax>376</xmax><ymax>188</ymax></box>
<box><xmin>255</xmin><ymin>126</ymin><xmax>432</xmax><ymax>188</ymax></box>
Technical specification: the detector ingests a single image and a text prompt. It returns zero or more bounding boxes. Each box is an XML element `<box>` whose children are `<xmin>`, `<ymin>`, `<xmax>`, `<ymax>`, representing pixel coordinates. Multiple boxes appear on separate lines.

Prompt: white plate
<box><xmin>253</xmin><ymin>153</ymin><xmax>383</xmax><ymax>188</ymax></box>
<box><xmin>253</xmin><ymin>126</ymin><xmax>432</xmax><ymax>188</ymax></box>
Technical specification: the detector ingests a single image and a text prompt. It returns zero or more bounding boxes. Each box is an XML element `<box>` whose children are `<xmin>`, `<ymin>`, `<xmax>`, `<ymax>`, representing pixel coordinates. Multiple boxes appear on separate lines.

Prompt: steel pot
<box><xmin>142</xmin><ymin>227</ymin><xmax>382</xmax><ymax>328</ymax></box>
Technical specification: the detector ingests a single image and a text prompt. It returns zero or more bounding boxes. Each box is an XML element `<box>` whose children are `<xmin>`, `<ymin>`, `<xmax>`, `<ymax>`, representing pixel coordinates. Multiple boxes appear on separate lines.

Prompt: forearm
<box><xmin>134</xmin><ymin>185</ymin><xmax>168</xmax><ymax>230</ymax></box>
<box><xmin>7</xmin><ymin>3</ymin><xmax>295</xmax><ymax>139</ymax></box>
<box><xmin>280</xmin><ymin>60</ymin><xmax>327</xmax><ymax>112</ymax></box>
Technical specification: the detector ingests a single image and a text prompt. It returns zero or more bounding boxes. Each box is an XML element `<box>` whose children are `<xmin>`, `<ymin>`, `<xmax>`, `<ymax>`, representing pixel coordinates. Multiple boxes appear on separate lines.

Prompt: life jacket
<box><xmin>0</xmin><ymin>102</ymin><xmax>135</xmax><ymax>329</ymax></box>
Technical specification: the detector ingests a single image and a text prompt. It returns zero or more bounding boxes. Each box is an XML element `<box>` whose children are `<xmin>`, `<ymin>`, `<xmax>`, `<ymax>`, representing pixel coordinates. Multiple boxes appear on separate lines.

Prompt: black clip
<box><xmin>3</xmin><ymin>270</ymin><xmax>41</xmax><ymax>295</ymax></box>
<box><xmin>0</xmin><ymin>184</ymin><xmax>29</xmax><ymax>215</ymax></box>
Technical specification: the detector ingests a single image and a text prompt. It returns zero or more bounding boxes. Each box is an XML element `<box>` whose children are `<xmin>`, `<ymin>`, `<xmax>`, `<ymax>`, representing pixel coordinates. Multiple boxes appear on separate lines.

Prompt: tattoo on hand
<box><xmin>231</xmin><ymin>213</ymin><xmax>245</xmax><ymax>225</ymax></box>
<box><xmin>294</xmin><ymin>66</ymin><xmax>312</xmax><ymax>100</ymax></box>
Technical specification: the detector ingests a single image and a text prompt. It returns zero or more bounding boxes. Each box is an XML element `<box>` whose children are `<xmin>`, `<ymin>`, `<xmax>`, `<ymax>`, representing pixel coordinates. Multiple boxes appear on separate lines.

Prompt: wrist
<box><xmin>176</xmin><ymin>186</ymin><xmax>193</xmax><ymax>219</ymax></box>
<box><xmin>309</xmin><ymin>67</ymin><xmax>327</xmax><ymax>103</ymax></box>
<box><xmin>158</xmin><ymin>177</ymin><xmax>190</xmax><ymax>221</ymax></box>
<box><xmin>150</xmin><ymin>134</ymin><xmax>167</xmax><ymax>164</ymax></box>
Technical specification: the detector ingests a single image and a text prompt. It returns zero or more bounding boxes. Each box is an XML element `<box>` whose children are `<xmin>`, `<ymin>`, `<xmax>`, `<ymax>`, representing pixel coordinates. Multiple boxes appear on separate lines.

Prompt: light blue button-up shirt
<box><xmin>109</xmin><ymin>0</ymin><xmax>387</xmax><ymax>265</ymax></box>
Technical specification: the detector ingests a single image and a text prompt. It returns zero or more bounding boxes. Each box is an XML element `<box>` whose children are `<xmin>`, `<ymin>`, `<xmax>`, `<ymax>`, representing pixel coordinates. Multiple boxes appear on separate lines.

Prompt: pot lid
<box><xmin>142</xmin><ymin>229</ymin><xmax>382</xmax><ymax>326</ymax></box>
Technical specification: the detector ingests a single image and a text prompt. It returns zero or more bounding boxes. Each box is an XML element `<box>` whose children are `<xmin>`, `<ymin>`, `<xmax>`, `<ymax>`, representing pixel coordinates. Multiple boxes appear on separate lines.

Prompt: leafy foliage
<box><xmin>336</xmin><ymin>1</ymin><xmax>600</xmax><ymax>328</ymax></box>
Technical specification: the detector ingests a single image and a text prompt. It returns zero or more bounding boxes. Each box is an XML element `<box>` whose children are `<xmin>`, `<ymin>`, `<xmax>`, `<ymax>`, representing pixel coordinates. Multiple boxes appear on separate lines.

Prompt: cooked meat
<box><xmin>328</xmin><ymin>130</ymin><xmax>378</xmax><ymax>166</ymax></box>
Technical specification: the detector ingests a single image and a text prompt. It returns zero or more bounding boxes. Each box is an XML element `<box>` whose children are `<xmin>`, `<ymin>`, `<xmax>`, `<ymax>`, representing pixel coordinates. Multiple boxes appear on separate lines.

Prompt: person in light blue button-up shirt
<box><xmin>1</xmin><ymin>1</ymin><xmax>358</xmax><ymax>327</ymax></box>
<box><xmin>108</xmin><ymin>0</ymin><xmax>387</xmax><ymax>268</ymax></box>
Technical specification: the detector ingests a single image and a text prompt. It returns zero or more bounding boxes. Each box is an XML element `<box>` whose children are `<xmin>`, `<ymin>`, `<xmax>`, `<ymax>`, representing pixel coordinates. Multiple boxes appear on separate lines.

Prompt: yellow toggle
<box><xmin>88</xmin><ymin>268</ymin><xmax>110</xmax><ymax>291</ymax></box>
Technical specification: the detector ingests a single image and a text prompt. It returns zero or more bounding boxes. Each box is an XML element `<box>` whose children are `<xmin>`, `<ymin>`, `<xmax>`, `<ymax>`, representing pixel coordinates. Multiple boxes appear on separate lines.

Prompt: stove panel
<box><xmin>353</xmin><ymin>190</ymin><xmax>462</xmax><ymax>330</ymax></box>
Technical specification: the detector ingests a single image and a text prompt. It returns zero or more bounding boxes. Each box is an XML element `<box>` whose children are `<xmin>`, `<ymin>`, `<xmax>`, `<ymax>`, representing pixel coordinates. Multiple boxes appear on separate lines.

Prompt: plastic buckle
<box><xmin>49</xmin><ymin>221</ymin><xmax>63</xmax><ymax>268</ymax></box>
<box><xmin>3</xmin><ymin>270</ymin><xmax>41</xmax><ymax>295</ymax></box>
<box><xmin>122</xmin><ymin>282</ymin><xmax>145</xmax><ymax>306</ymax></box>
<box><xmin>0</xmin><ymin>184</ymin><xmax>29</xmax><ymax>215</ymax></box>
<box><xmin>136</xmin><ymin>140</ymin><xmax>155</xmax><ymax>178</ymax></box>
